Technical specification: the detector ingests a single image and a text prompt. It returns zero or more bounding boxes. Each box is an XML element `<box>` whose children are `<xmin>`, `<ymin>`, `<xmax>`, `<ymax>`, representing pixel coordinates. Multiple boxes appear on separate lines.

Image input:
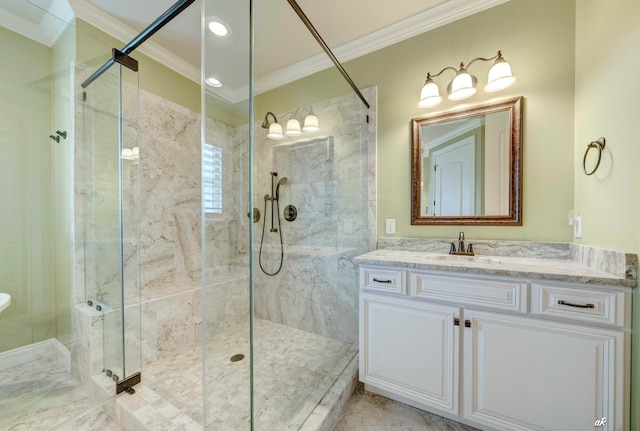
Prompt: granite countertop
<box><xmin>355</xmin><ymin>239</ymin><xmax>638</xmax><ymax>288</ymax></box>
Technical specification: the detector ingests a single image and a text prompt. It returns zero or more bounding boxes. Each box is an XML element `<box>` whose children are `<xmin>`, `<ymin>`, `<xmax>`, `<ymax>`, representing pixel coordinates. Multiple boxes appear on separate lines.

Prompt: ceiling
<box><xmin>5</xmin><ymin>0</ymin><xmax>509</xmax><ymax>103</ymax></box>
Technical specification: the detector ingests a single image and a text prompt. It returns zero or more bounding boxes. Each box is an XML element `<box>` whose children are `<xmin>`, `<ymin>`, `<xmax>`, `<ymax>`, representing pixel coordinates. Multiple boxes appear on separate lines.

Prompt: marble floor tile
<box><xmin>0</xmin><ymin>355</ymin><xmax>124</xmax><ymax>431</ymax></box>
<box><xmin>334</xmin><ymin>384</ymin><xmax>480</xmax><ymax>431</ymax></box>
<box><xmin>136</xmin><ymin>318</ymin><xmax>357</xmax><ymax>430</ymax></box>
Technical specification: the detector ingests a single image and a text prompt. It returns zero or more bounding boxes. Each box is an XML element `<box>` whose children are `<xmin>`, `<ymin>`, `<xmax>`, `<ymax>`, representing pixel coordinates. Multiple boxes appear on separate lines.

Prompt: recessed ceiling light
<box><xmin>206</xmin><ymin>77</ymin><xmax>222</xmax><ymax>88</ymax></box>
<box><xmin>208</xmin><ymin>18</ymin><xmax>230</xmax><ymax>37</ymax></box>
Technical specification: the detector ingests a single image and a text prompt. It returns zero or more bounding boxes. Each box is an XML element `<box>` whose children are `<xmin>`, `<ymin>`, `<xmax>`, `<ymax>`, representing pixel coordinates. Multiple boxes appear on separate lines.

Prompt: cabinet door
<box><xmin>463</xmin><ymin>310</ymin><xmax>625</xmax><ymax>431</ymax></box>
<box><xmin>360</xmin><ymin>292</ymin><xmax>460</xmax><ymax>414</ymax></box>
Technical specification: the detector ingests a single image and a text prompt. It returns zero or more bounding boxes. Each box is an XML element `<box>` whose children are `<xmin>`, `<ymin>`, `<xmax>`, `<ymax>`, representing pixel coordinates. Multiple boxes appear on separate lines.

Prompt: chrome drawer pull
<box><xmin>372</xmin><ymin>278</ymin><xmax>392</xmax><ymax>284</ymax></box>
<box><xmin>558</xmin><ymin>300</ymin><xmax>595</xmax><ymax>309</ymax></box>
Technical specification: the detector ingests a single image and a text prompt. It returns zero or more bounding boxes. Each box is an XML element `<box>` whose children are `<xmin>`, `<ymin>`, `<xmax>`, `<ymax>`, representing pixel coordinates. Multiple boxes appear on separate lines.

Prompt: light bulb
<box><xmin>485</xmin><ymin>59</ymin><xmax>516</xmax><ymax>92</ymax></box>
<box><xmin>267</xmin><ymin>123</ymin><xmax>284</xmax><ymax>139</ymax></box>
<box><xmin>302</xmin><ymin>114</ymin><xmax>319</xmax><ymax>132</ymax></box>
<box><xmin>418</xmin><ymin>79</ymin><xmax>443</xmax><ymax>108</ymax></box>
<box><xmin>448</xmin><ymin>70</ymin><xmax>476</xmax><ymax>101</ymax></box>
<box><xmin>285</xmin><ymin>119</ymin><xmax>302</xmax><ymax>136</ymax></box>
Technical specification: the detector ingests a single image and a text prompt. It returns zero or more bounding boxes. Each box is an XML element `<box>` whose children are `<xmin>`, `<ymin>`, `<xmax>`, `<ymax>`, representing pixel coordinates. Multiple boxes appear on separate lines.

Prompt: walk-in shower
<box><xmin>1</xmin><ymin>0</ymin><xmax>375</xmax><ymax>429</ymax></box>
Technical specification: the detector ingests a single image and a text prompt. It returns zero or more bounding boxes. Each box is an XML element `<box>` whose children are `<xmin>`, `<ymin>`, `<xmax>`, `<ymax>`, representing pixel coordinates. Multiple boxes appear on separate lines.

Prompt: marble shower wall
<box><xmin>72</xmin><ymin>62</ymin><xmax>375</xmax><ymax>381</ymax></box>
<box><xmin>73</xmin><ymin>63</ymin><xmax>249</xmax><ymax>377</ymax></box>
<box><xmin>253</xmin><ymin>87</ymin><xmax>377</xmax><ymax>344</ymax></box>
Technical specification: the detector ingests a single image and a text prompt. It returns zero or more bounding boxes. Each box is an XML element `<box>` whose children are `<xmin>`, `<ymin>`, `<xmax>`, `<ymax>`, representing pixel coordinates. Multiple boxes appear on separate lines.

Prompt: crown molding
<box><xmin>69</xmin><ymin>0</ymin><xmax>199</xmax><ymax>84</ymax></box>
<box><xmin>254</xmin><ymin>0</ymin><xmax>510</xmax><ymax>96</ymax></box>
<box><xmin>70</xmin><ymin>0</ymin><xmax>508</xmax><ymax>102</ymax></box>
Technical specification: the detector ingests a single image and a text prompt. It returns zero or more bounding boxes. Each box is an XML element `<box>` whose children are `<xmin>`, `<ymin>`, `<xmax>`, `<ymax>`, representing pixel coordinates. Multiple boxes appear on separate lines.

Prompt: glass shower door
<box><xmin>81</xmin><ymin>60</ymin><xmax>141</xmax><ymax>387</ymax></box>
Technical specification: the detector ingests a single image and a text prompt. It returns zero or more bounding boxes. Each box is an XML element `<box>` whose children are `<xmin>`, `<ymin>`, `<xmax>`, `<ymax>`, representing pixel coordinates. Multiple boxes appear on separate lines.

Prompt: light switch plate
<box><xmin>385</xmin><ymin>219</ymin><xmax>396</xmax><ymax>235</ymax></box>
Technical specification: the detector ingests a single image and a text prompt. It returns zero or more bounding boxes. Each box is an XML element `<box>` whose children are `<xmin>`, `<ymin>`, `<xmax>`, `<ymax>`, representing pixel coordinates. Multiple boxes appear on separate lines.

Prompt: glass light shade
<box><xmin>448</xmin><ymin>71</ymin><xmax>476</xmax><ymax>100</ymax></box>
<box><xmin>418</xmin><ymin>80</ymin><xmax>443</xmax><ymax>108</ymax></box>
<box><xmin>302</xmin><ymin>114</ymin><xmax>319</xmax><ymax>132</ymax></box>
<box><xmin>285</xmin><ymin>119</ymin><xmax>302</xmax><ymax>136</ymax></box>
<box><xmin>484</xmin><ymin>60</ymin><xmax>516</xmax><ymax>92</ymax></box>
<box><xmin>267</xmin><ymin>123</ymin><xmax>284</xmax><ymax>139</ymax></box>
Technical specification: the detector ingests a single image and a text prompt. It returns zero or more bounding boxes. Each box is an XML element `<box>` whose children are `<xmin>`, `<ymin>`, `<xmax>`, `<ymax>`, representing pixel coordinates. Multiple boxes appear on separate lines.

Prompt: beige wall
<box><xmin>257</xmin><ymin>0</ymin><xmax>577</xmax><ymax>243</ymax></box>
<box><xmin>0</xmin><ymin>26</ymin><xmax>56</xmax><ymax>352</ymax></box>
<box><xmin>574</xmin><ymin>0</ymin><xmax>640</xmax><ymax>427</ymax></box>
<box><xmin>76</xmin><ymin>20</ymin><xmax>200</xmax><ymax>114</ymax></box>
<box><xmin>53</xmin><ymin>24</ymin><xmax>76</xmax><ymax>350</ymax></box>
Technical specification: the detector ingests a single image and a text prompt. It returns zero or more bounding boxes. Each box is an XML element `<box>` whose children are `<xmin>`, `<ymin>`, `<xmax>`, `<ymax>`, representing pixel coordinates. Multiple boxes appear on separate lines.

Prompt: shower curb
<box><xmin>299</xmin><ymin>353</ymin><xmax>360</xmax><ymax>431</ymax></box>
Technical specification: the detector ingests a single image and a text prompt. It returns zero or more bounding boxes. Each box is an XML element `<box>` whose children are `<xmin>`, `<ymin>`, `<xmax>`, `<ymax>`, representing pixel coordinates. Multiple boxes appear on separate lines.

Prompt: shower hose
<box><xmin>258</xmin><ymin>195</ymin><xmax>285</xmax><ymax>276</ymax></box>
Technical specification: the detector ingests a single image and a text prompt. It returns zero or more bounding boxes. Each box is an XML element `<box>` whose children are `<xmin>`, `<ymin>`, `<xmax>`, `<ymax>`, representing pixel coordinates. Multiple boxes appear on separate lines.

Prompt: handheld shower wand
<box><xmin>259</xmin><ymin>172</ymin><xmax>289</xmax><ymax>276</ymax></box>
<box><xmin>275</xmin><ymin>177</ymin><xmax>288</xmax><ymax>200</ymax></box>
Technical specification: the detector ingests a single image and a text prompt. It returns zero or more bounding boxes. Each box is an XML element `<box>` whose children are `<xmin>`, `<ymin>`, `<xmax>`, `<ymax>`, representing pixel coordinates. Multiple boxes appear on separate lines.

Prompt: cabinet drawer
<box><xmin>360</xmin><ymin>266</ymin><xmax>406</xmax><ymax>295</ymax></box>
<box><xmin>411</xmin><ymin>271</ymin><xmax>528</xmax><ymax>313</ymax></box>
<box><xmin>531</xmin><ymin>283</ymin><xmax>626</xmax><ymax>327</ymax></box>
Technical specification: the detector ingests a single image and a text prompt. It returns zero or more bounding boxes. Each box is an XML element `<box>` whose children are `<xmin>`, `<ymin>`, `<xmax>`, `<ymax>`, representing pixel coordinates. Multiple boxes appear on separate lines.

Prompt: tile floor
<box><xmin>334</xmin><ymin>384</ymin><xmax>480</xmax><ymax>431</ymax></box>
<box><xmin>1</xmin><ymin>323</ymin><xmax>478</xmax><ymax>431</ymax></box>
<box><xmin>139</xmin><ymin>318</ymin><xmax>357</xmax><ymax>430</ymax></box>
<box><xmin>0</xmin><ymin>355</ymin><xmax>123</xmax><ymax>431</ymax></box>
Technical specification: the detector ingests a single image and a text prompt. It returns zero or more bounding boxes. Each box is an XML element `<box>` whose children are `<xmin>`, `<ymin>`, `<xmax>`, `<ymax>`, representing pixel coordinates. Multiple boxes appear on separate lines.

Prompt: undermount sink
<box><xmin>424</xmin><ymin>254</ymin><xmax>506</xmax><ymax>265</ymax></box>
<box><xmin>0</xmin><ymin>293</ymin><xmax>11</xmax><ymax>314</ymax></box>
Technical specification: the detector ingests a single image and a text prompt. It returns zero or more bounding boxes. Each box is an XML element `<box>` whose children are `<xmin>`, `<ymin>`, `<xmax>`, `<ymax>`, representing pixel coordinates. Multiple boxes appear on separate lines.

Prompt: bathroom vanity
<box><xmin>355</xmin><ymin>239</ymin><xmax>635</xmax><ymax>431</ymax></box>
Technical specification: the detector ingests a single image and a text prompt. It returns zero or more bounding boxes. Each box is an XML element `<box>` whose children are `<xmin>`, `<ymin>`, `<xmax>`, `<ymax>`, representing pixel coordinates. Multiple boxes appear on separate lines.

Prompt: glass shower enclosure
<box><xmin>202</xmin><ymin>0</ymin><xmax>376</xmax><ymax>429</ymax></box>
<box><xmin>79</xmin><ymin>54</ymin><xmax>142</xmax><ymax>391</ymax></box>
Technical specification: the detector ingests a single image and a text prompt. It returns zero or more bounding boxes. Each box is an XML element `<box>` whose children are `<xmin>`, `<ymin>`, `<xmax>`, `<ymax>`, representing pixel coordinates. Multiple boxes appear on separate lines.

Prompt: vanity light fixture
<box><xmin>418</xmin><ymin>50</ymin><xmax>516</xmax><ymax>108</ymax></box>
<box><xmin>262</xmin><ymin>108</ymin><xmax>320</xmax><ymax>140</ymax></box>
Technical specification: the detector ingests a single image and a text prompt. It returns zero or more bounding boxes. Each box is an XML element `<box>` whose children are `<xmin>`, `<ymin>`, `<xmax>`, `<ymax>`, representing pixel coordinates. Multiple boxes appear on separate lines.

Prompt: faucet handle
<box><xmin>466</xmin><ymin>243</ymin><xmax>474</xmax><ymax>255</ymax></box>
<box><xmin>458</xmin><ymin>231</ymin><xmax>465</xmax><ymax>241</ymax></box>
<box><xmin>449</xmin><ymin>242</ymin><xmax>456</xmax><ymax>255</ymax></box>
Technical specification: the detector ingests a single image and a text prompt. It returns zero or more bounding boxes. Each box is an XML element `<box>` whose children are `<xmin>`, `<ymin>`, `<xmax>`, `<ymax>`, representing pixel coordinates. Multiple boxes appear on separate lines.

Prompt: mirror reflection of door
<box><xmin>429</xmin><ymin>136</ymin><xmax>475</xmax><ymax>216</ymax></box>
<box><xmin>420</xmin><ymin>111</ymin><xmax>509</xmax><ymax>217</ymax></box>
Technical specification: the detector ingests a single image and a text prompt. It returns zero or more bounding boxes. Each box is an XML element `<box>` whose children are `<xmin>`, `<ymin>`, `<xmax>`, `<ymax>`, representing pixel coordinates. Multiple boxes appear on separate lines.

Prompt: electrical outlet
<box><xmin>385</xmin><ymin>219</ymin><xmax>396</xmax><ymax>235</ymax></box>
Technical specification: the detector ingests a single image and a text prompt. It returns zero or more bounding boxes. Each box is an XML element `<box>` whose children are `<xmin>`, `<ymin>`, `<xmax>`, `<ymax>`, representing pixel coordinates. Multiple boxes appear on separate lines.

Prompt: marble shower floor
<box><xmin>0</xmin><ymin>354</ymin><xmax>123</xmax><ymax>431</ymax></box>
<box><xmin>335</xmin><ymin>384</ymin><xmax>480</xmax><ymax>431</ymax></box>
<box><xmin>134</xmin><ymin>318</ymin><xmax>358</xmax><ymax>430</ymax></box>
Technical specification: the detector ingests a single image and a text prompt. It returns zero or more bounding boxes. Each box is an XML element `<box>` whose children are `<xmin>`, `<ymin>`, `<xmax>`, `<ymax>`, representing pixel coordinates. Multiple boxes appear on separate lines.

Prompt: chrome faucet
<box><xmin>449</xmin><ymin>232</ymin><xmax>474</xmax><ymax>256</ymax></box>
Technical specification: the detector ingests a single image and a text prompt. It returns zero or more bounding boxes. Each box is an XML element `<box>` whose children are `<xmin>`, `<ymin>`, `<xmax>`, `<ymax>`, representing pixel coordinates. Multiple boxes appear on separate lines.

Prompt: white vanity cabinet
<box><xmin>360</xmin><ymin>292</ymin><xmax>460</xmax><ymax>414</ymax></box>
<box><xmin>359</xmin><ymin>265</ymin><xmax>630</xmax><ymax>431</ymax></box>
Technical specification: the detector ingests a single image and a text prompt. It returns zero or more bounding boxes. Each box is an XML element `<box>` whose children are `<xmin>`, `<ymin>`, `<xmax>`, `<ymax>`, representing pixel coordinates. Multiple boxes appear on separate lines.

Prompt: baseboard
<box><xmin>0</xmin><ymin>338</ymin><xmax>71</xmax><ymax>372</ymax></box>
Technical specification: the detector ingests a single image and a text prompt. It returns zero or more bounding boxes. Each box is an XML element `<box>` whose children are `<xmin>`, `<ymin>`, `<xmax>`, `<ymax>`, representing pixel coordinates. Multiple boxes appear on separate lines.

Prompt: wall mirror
<box><xmin>411</xmin><ymin>96</ymin><xmax>523</xmax><ymax>225</ymax></box>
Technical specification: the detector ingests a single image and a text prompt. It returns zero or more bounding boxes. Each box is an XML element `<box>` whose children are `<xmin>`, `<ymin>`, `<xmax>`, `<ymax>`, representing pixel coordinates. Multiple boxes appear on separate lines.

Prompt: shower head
<box><xmin>275</xmin><ymin>177</ymin><xmax>288</xmax><ymax>199</ymax></box>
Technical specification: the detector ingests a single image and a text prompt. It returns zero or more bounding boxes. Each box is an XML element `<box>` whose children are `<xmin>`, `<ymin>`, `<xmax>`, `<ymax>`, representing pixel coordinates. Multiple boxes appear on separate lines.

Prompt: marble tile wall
<box><xmin>71</xmin><ymin>64</ymin><xmax>376</xmax><ymax>397</ymax></box>
<box><xmin>253</xmin><ymin>87</ymin><xmax>377</xmax><ymax>344</ymax></box>
<box><xmin>73</xmin><ymin>63</ymin><xmax>251</xmax><ymax>381</ymax></box>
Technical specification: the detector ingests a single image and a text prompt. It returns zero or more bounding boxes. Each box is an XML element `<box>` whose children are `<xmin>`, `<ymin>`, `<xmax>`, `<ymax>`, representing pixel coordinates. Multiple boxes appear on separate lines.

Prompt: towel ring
<box><xmin>583</xmin><ymin>137</ymin><xmax>606</xmax><ymax>176</ymax></box>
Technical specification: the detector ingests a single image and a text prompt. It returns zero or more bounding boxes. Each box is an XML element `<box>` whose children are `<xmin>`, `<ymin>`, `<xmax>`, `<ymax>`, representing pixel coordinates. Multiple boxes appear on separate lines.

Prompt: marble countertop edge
<box><xmin>355</xmin><ymin>248</ymin><xmax>637</xmax><ymax>288</ymax></box>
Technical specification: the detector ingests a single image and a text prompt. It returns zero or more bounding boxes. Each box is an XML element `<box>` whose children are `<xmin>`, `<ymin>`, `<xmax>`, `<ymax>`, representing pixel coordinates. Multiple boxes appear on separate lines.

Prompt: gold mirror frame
<box><xmin>411</xmin><ymin>96</ymin><xmax>523</xmax><ymax>225</ymax></box>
